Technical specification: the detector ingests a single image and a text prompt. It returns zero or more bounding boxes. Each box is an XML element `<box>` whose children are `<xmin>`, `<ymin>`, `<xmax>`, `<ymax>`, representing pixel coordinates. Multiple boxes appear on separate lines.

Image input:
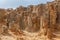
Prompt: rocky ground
<box><xmin>0</xmin><ymin>30</ymin><xmax>60</xmax><ymax>40</ymax></box>
<box><xmin>0</xmin><ymin>30</ymin><xmax>48</xmax><ymax>40</ymax></box>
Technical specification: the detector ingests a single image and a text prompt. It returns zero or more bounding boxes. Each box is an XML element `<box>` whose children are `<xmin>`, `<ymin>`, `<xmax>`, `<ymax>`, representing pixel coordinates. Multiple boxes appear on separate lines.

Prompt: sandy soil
<box><xmin>0</xmin><ymin>30</ymin><xmax>60</xmax><ymax>40</ymax></box>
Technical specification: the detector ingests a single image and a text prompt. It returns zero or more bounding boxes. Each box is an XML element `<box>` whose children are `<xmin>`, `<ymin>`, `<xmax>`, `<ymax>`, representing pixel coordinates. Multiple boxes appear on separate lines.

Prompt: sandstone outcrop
<box><xmin>0</xmin><ymin>0</ymin><xmax>60</xmax><ymax>40</ymax></box>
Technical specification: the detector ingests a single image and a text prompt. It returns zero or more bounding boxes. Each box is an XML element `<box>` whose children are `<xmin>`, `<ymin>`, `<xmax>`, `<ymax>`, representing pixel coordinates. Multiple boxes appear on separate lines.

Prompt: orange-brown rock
<box><xmin>0</xmin><ymin>0</ymin><xmax>60</xmax><ymax>40</ymax></box>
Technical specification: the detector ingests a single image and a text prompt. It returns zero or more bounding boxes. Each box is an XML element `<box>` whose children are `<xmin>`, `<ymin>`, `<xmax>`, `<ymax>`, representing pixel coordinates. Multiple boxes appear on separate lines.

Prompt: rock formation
<box><xmin>0</xmin><ymin>0</ymin><xmax>60</xmax><ymax>40</ymax></box>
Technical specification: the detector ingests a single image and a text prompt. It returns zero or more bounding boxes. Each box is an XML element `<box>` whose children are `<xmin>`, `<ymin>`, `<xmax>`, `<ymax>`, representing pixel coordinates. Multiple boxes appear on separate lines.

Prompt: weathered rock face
<box><xmin>0</xmin><ymin>9</ymin><xmax>8</xmax><ymax>34</ymax></box>
<box><xmin>0</xmin><ymin>0</ymin><xmax>60</xmax><ymax>40</ymax></box>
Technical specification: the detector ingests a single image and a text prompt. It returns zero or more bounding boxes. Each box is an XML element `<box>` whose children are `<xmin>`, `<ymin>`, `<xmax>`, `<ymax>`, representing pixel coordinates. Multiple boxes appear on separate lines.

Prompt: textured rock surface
<box><xmin>0</xmin><ymin>0</ymin><xmax>60</xmax><ymax>40</ymax></box>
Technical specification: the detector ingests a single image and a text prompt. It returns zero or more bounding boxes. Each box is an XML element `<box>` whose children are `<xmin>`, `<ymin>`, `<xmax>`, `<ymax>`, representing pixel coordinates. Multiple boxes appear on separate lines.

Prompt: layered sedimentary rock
<box><xmin>0</xmin><ymin>0</ymin><xmax>60</xmax><ymax>40</ymax></box>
